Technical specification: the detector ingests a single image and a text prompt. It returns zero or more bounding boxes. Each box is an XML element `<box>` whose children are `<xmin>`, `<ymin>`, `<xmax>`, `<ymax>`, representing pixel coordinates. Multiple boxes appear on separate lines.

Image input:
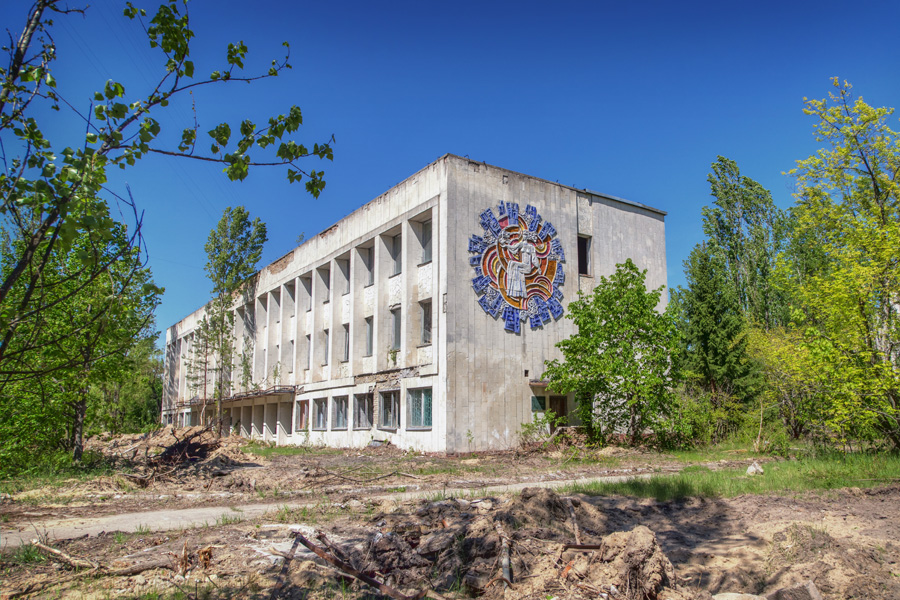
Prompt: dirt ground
<box><xmin>2</xmin><ymin>428</ymin><xmax>899</xmax><ymax>599</ymax></box>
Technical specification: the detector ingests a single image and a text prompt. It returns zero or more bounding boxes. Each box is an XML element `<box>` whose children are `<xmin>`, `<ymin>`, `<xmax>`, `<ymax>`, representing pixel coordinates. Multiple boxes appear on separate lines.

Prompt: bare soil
<box><xmin>2</xmin><ymin>429</ymin><xmax>899</xmax><ymax>599</ymax></box>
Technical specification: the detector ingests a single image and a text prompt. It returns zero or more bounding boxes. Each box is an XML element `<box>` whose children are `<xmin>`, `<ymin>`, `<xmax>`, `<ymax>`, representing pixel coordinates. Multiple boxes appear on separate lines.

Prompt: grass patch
<box><xmin>216</xmin><ymin>512</ymin><xmax>243</xmax><ymax>526</ymax></box>
<box><xmin>267</xmin><ymin>502</ymin><xmax>345</xmax><ymax>524</ymax></box>
<box><xmin>241</xmin><ymin>441</ymin><xmax>342</xmax><ymax>458</ymax></box>
<box><xmin>0</xmin><ymin>450</ymin><xmax>118</xmax><ymax>494</ymax></box>
<box><xmin>563</xmin><ymin>452</ymin><xmax>900</xmax><ymax>501</ymax></box>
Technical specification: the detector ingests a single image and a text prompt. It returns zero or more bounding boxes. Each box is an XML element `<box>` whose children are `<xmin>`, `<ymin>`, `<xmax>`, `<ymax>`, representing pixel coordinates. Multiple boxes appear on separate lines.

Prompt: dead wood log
<box><xmin>268</xmin><ymin>532</ymin><xmax>302</xmax><ymax>600</ymax></box>
<box><xmin>562</xmin><ymin>543</ymin><xmax>604</xmax><ymax>551</ymax></box>
<box><xmin>494</xmin><ymin>521</ymin><xmax>512</xmax><ymax>588</ymax></box>
<box><xmin>30</xmin><ymin>539</ymin><xmax>98</xmax><ymax>570</ymax></box>
<box><xmin>294</xmin><ymin>531</ymin><xmax>427</xmax><ymax>600</ymax></box>
<box><xmin>565</xmin><ymin>497</ymin><xmax>582</xmax><ymax>545</ymax></box>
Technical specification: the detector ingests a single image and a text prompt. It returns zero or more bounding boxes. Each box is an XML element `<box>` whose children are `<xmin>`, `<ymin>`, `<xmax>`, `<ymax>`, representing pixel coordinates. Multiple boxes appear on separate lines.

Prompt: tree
<box><xmin>543</xmin><ymin>259</ymin><xmax>679</xmax><ymax>445</ymax></box>
<box><xmin>0</xmin><ymin>0</ymin><xmax>332</xmax><ymax>381</ymax></box>
<box><xmin>673</xmin><ymin>242</ymin><xmax>759</xmax><ymax>440</ymax></box>
<box><xmin>785</xmin><ymin>79</ymin><xmax>900</xmax><ymax>448</ymax></box>
<box><xmin>200</xmin><ymin>206</ymin><xmax>267</xmax><ymax>434</ymax></box>
<box><xmin>0</xmin><ymin>222</ymin><xmax>159</xmax><ymax>466</ymax></box>
<box><xmin>703</xmin><ymin>157</ymin><xmax>790</xmax><ymax>329</ymax></box>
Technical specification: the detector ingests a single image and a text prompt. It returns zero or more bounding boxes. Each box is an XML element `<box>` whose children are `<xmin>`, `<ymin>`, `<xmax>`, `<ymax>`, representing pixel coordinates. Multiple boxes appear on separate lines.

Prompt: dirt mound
<box><xmin>308</xmin><ymin>488</ymin><xmax>701</xmax><ymax>599</ymax></box>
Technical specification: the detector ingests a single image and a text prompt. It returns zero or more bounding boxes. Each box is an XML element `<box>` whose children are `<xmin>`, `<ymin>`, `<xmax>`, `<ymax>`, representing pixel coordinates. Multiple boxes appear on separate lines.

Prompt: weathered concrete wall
<box><xmin>443</xmin><ymin>157</ymin><xmax>667</xmax><ymax>452</ymax></box>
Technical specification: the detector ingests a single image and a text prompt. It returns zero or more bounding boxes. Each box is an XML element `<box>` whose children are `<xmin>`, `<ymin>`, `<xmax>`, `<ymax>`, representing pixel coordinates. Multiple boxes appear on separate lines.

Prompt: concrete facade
<box><xmin>162</xmin><ymin>154</ymin><xmax>667</xmax><ymax>452</ymax></box>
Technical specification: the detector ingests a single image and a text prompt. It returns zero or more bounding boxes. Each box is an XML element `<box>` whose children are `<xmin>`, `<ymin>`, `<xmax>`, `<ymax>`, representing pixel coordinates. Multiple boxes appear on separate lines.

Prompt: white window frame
<box><xmin>312</xmin><ymin>398</ymin><xmax>328</xmax><ymax>430</ymax></box>
<box><xmin>407</xmin><ymin>387</ymin><xmax>432</xmax><ymax>430</ymax></box>
<box><xmin>332</xmin><ymin>396</ymin><xmax>348</xmax><ymax>430</ymax></box>
<box><xmin>354</xmin><ymin>393</ymin><xmax>374</xmax><ymax>430</ymax></box>
<box><xmin>379</xmin><ymin>390</ymin><xmax>399</xmax><ymax>430</ymax></box>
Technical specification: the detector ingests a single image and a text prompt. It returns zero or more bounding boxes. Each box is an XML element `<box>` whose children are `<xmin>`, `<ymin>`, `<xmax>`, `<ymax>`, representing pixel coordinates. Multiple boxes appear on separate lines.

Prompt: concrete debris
<box><xmin>746</xmin><ymin>461</ymin><xmax>764</xmax><ymax>476</ymax></box>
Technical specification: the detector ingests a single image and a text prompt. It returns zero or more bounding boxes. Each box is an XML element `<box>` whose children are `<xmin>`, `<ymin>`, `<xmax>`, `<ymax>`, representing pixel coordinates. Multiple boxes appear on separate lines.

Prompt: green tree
<box><xmin>703</xmin><ymin>156</ymin><xmax>789</xmax><ymax>329</ymax></box>
<box><xmin>785</xmin><ymin>79</ymin><xmax>900</xmax><ymax>448</ymax></box>
<box><xmin>0</xmin><ymin>222</ymin><xmax>159</xmax><ymax>466</ymax></box>
<box><xmin>543</xmin><ymin>259</ymin><xmax>679</xmax><ymax>445</ymax></box>
<box><xmin>673</xmin><ymin>242</ymin><xmax>758</xmax><ymax>440</ymax></box>
<box><xmin>0</xmin><ymin>0</ymin><xmax>332</xmax><ymax>380</ymax></box>
<box><xmin>88</xmin><ymin>338</ymin><xmax>163</xmax><ymax>436</ymax></box>
<box><xmin>200</xmin><ymin>206</ymin><xmax>267</xmax><ymax>434</ymax></box>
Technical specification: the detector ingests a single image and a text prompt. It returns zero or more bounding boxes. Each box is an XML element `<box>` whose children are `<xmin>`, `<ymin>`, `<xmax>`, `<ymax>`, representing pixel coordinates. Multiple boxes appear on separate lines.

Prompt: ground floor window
<box><xmin>296</xmin><ymin>400</ymin><xmax>309</xmax><ymax>431</ymax></box>
<box><xmin>407</xmin><ymin>388</ymin><xmax>432</xmax><ymax>429</ymax></box>
<box><xmin>355</xmin><ymin>394</ymin><xmax>374</xmax><ymax>429</ymax></box>
<box><xmin>313</xmin><ymin>398</ymin><xmax>328</xmax><ymax>430</ymax></box>
<box><xmin>380</xmin><ymin>390</ymin><xmax>399</xmax><ymax>429</ymax></box>
<box><xmin>332</xmin><ymin>396</ymin><xmax>348</xmax><ymax>429</ymax></box>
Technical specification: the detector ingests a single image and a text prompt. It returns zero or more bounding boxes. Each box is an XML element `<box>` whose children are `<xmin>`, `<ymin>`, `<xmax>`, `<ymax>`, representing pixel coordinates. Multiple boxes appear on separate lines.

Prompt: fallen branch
<box><xmin>494</xmin><ymin>521</ymin><xmax>512</xmax><ymax>588</ymax></box>
<box><xmin>562</xmin><ymin>543</ymin><xmax>604</xmax><ymax>551</ymax></box>
<box><xmin>294</xmin><ymin>531</ymin><xmax>426</xmax><ymax>600</ymax></box>
<box><xmin>269</xmin><ymin>532</ymin><xmax>302</xmax><ymax>600</ymax></box>
<box><xmin>565</xmin><ymin>498</ymin><xmax>582</xmax><ymax>545</ymax></box>
<box><xmin>30</xmin><ymin>539</ymin><xmax>98</xmax><ymax>570</ymax></box>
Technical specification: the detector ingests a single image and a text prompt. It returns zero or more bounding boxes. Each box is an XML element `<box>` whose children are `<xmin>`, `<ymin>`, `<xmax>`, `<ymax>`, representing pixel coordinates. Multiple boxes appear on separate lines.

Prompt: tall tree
<box><xmin>543</xmin><ymin>259</ymin><xmax>679</xmax><ymax>445</ymax></box>
<box><xmin>201</xmin><ymin>206</ymin><xmax>267</xmax><ymax>434</ymax></box>
<box><xmin>674</xmin><ymin>242</ymin><xmax>758</xmax><ymax>438</ymax></box>
<box><xmin>703</xmin><ymin>156</ymin><xmax>789</xmax><ymax>329</ymax></box>
<box><xmin>0</xmin><ymin>222</ymin><xmax>159</xmax><ymax>465</ymax></box>
<box><xmin>0</xmin><ymin>0</ymin><xmax>332</xmax><ymax>380</ymax></box>
<box><xmin>786</xmin><ymin>79</ymin><xmax>900</xmax><ymax>448</ymax></box>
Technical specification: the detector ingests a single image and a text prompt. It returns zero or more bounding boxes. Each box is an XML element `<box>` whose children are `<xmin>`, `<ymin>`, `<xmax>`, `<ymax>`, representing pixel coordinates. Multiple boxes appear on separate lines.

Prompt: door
<box><xmin>549</xmin><ymin>396</ymin><xmax>568</xmax><ymax>433</ymax></box>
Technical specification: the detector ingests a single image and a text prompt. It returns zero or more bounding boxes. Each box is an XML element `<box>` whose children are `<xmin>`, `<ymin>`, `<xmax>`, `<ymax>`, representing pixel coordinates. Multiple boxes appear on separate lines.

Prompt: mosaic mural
<box><xmin>469</xmin><ymin>203</ymin><xmax>565</xmax><ymax>333</ymax></box>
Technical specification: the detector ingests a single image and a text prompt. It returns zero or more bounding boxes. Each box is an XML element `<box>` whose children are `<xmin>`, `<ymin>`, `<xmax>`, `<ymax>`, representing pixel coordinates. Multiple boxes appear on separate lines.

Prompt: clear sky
<box><xmin>4</xmin><ymin>0</ymin><xmax>899</xmax><ymax>346</ymax></box>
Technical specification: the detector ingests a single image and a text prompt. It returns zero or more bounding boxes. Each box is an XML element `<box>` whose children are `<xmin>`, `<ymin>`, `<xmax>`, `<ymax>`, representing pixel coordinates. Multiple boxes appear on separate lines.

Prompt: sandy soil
<box><xmin>2</xmin><ymin>429</ymin><xmax>898</xmax><ymax>599</ymax></box>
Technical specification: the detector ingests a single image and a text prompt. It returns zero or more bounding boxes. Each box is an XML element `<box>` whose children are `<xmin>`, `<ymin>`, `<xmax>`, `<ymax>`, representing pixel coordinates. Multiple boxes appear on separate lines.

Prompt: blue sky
<box><xmin>4</xmin><ymin>0</ymin><xmax>899</xmax><ymax>345</ymax></box>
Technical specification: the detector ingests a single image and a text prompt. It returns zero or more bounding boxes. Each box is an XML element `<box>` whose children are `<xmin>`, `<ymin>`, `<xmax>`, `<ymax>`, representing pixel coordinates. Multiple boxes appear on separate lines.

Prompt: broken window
<box><xmin>296</xmin><ymin>400</ymin><xmax>309</xmax><ymax>431</ymax></box>
<box><xmin>312</xmin><ymin>398</ymin><xmax>327</xmax><ymax>430</ymax></box>
<box><xmin>577</xmin><ymin>235</ymin><xmax>591</xmax><ymax>276</ymax></box>
<box><xmin>332</xmin><ymin>396</ymin><xmax>348</xmax><ymax>429</ymax></box>
<box><xmin>355</xmin><ymin>394</ymin><xmax>374</xmax><ymax>429</ymax></box>
<box><xmin>407</xmin><ymin>388</ymin><xmax>432</xmax><ymax>429</ymax></box>
<box><xmin>380</xmin><ymin>390</ymin><xmax>399</xmax><ymax>429</ymax></box>
<box><xmin>421</xmin><ymin>301</ymin><xmax>432</xmax><ymax>345</ymax></box>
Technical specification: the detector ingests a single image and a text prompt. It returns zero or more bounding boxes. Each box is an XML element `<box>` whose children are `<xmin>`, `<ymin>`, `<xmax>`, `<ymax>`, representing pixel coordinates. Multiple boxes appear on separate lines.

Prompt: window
<box><xmin>339</xmin><ymin>259</ymin><xmax>350</xmax><ymax>295</ymax></box>
<box><xmin>332</xmin><ymin>396</ymin><xmax>348</xmax><ymax>429</ymax></box>
<box><xmin>302</xmin><ymin>277</ymin><xmax>312</xmax><ymax>311</ymax></box>
<box><xmin>380</xmin><ymin>390</ymin><xmax>399</xmax><ymax>429</ymax></box>
<box><xmin>364</xmin><ymin>317</ymin><xmax>374</xmax><ymax>356</ymax></box>
<box><xmin>391</xmin><ymin>308</ymin><xmax>401</xmax><ymax>351</ymax></box>
<box><xmin>296</xmin><ymin>400</ymin><xmax>309</xmax><ymax>430</ymax></box>
<box><xmin>363</xmin><ymin>248</ymin><xmax>374</xmax><ymax>286</ymax></box>
<box><xmin>306</xmin><ymin>335</ymin><xmax>312</xmax><ymax>369</ymax></box>
<box><xmin>342</xmin><ymin>324</ymin><xmax>350</xmax><ymax>362</ymax></box>
<box><xmin>421</xmin><ymin>301</ymin><xmax>432</xmax><ymax>345</ymax></box>
<box><xmin>323</xmin><ymin>329</ymin><xmax>329</xmax><ymax>365</ymax></box>
<box><xmin>391</xmin><ymin>234</ymin><xmax>402</xmax><ymax>276</ymax></box>
<box><xmin>421</xmin><ymin>220</ymin><xmax>432</xmax><ymax>264</ymax></box>
<box><xmin>408</xmin><ymin>388</ymin><xmax>432</xmax><ymax>429</ymax></box>
<box><xmin>322</xmin><ymin>270</ymin><xmax>331</xmax><ymax>303</ymax></box>
<box><xmin>354</xmin><ymin>394</ymin><xmax>374</xmax><ymax>429</ymax></box>
<box><xmin>288</xmin><ymin>339</ymin><xmax>294</xmax><ymax>373</ymax></box>
<box><xmin>577</xmin><ymin>235</ymin><xmax>591</xmax><ymax>276</ymax></box>
<box><xmin>313</xmin><ymin>398</ymin><xmax>327</xmax><ymax>430</ymax></box>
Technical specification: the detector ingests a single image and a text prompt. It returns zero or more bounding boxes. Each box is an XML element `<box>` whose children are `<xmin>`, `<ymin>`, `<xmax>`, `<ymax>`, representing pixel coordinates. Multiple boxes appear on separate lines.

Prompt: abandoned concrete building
<box><xmin>162</xmin><ymin>154</ymin><xmax>667</xmax><ymax>452</ymax></box>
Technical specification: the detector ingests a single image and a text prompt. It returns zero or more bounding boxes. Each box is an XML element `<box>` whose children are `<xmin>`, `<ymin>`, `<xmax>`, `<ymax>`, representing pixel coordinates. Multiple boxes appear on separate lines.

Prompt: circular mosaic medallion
<box><xmin>468</xmin><ymin>203</ymin><xmax>565</xmax><ymax>333</ymax></box>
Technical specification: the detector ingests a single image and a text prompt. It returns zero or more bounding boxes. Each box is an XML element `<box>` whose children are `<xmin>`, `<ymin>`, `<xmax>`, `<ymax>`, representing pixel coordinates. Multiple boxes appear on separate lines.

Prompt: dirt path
<box><xmin>1</xmin><ymin>472</ymin><xmax>647</xmax><ymax>549</ymax></box>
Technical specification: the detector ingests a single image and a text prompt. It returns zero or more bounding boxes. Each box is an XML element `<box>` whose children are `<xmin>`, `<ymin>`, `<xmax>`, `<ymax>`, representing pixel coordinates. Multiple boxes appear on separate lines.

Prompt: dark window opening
<box><xmin>577</xmin><ymin>236</ymin><xmax>591</xmax><ymax>276</ymax></box>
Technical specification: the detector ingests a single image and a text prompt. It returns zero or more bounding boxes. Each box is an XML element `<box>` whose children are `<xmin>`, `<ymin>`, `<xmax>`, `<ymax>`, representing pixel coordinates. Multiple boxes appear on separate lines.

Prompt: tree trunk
<box><xmin>72</xmin><ymin>394</ymin><xmax>87</xmax><ymax>462</ymax></box>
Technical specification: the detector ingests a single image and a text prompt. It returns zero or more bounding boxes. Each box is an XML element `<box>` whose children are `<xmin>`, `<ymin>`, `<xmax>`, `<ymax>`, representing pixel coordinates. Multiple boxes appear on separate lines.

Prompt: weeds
<box><xmin>564</xmin><ymin>452</ymin><xmax>900</xmax><ymax>501</ymax></box>
<box><xmin>216</xmin><ymin>512</ymin><xmax>243</xmax><ymax>526</ymax></box>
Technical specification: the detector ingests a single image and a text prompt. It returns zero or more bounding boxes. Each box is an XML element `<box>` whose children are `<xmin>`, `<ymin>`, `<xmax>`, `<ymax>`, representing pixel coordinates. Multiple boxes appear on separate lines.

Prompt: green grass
<box><xmin>563</xmin><ymin>452</ymin><xmax>900</xmax><ymax>501</ymax></box>
<box><xmin>215</xmin><ymin>512</ymin><xmax>243</xmax><ymax>526</ymax></box>
<box><xmin>241</xmin><ymin>440</ymin><xmax>344</xmax><ymax>458</ymax></box>
<box><xmin>0</xmin><ymin>450</ymin><xmax>118</xmax><ymax>494</ymax></box>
